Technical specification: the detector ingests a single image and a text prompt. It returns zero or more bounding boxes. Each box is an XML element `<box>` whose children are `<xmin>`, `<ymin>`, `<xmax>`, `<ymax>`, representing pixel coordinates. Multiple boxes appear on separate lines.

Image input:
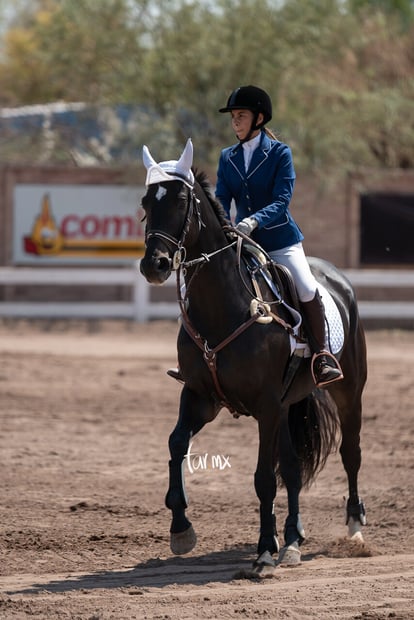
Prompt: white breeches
<box><xmin>269</xmin><ymin>242</ymin><xmax>318</xmax><ymax>303</ymax></box>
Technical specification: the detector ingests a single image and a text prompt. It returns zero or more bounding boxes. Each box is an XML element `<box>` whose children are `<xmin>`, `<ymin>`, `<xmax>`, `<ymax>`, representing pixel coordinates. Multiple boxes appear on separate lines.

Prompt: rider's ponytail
<box><xmin>264</xmin><ymin>127</ymin><xmax>278</xmax><ymax>140</ymax></box>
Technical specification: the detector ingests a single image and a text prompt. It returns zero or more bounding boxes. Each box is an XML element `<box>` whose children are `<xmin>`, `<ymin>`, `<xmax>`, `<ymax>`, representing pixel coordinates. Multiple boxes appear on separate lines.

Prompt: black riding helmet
<box><xmin>219</xmin><ymin>85</ymin><xmax>272</xmax><ymax>131</ymax></box>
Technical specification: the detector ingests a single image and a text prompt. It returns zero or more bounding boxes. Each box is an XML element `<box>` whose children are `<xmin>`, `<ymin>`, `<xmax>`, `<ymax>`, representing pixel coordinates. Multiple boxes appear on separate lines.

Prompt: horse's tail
<box><xmin>278</xmin><ymin>390</ymin><xmax>340</xmax><ymax>488</ymax></box>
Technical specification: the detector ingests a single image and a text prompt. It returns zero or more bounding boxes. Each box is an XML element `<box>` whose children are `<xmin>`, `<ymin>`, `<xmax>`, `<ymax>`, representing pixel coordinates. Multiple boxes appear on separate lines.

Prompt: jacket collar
<box><xmin>229</xmin><ymin>131</ymin><xmax>273</xmax><ymax>177</ymax></box>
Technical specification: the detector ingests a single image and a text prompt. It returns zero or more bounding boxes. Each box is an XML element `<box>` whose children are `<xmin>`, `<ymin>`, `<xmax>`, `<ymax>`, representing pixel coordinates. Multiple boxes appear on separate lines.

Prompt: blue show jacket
<box><xmin>215</xmin><ymin>131</ymin><xmax>304</xmax><ymax>252</ymax></box>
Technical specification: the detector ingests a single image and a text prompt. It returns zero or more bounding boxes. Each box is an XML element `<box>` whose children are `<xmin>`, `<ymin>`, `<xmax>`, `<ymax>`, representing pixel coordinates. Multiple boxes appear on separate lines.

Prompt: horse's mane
<box><xmin>193</xmin><ymin>168</ymin><xmax>231</xmax><ymax>230</ymax></box>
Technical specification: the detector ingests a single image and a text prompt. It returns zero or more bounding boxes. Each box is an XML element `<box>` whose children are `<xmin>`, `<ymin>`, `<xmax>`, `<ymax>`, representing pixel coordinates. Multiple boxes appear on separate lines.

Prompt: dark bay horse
<box><xmin>140</xmin><ymin>139</ymin><xmax>367</xmax><ymax>574</ymax></box>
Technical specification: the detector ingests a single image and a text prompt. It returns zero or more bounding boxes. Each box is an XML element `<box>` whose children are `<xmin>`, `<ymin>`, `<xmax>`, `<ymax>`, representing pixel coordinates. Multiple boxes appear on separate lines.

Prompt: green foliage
<box><xmin>0</xmin><ymin>0</ymin><xmax>147</xmax><ymax>104</ymax></box>
<box><xmin>0</xmin><ymin>0</ymin><xmax>413</xmax><ymax>171</ymax></box>
<box><xmin>349</xmin><ymin>0</ymin><xmax>414</xmax><ymax>25</ymax></box>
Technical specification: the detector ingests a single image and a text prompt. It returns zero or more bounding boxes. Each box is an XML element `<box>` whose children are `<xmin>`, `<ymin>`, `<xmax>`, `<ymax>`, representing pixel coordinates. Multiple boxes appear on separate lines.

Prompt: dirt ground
<box><xmin>0</xmin><ymin>319</ymin><xmax>413</xmax><ymax>620</ymax></box>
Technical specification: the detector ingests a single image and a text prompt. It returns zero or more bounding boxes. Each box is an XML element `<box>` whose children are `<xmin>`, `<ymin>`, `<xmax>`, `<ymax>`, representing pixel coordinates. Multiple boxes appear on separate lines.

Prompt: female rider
<box><xmin>215</xmin><ymin>85</ymin><xmax>343</xmax><ymax>388</ymax></box>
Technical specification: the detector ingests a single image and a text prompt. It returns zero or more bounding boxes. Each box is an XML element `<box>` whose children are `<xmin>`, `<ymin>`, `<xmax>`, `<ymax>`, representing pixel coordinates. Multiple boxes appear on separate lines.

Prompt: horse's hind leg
<box><xmin>277</xmin><ymin>413</ymin><xmax>305</xmax><ymax>566</ymax></box>
<box><xmin>253</xmin><ymin>412</ymin><xmax>280</xmax><ymax>575</ymax></box>
<box><xmin>331</xmin><ymin>352</ymin><xmax>366</xmax><ymax>541</ymax></box>
<box><xmin>166</xmin><ymin>386</ymin><xmax>218</xmax><ymax>555</ymax></box>
<box><xmin>333</xmin><ymin>321</ymin><xmax>368</xmax><ymax>540</ymax></box>
<box><xmin>337</xmin><ymin>391</ymin><xmax>367</xmax><ymax>540</ymax></box>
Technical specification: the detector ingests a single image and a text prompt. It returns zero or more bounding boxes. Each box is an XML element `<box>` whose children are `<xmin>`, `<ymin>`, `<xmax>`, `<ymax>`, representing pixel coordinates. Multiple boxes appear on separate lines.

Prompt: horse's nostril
<box><xmin>156</xmin><ymin>256</ymin><xmax>172</xmax><ymax>272</ymax></box>
<box><xmin>140</xmin><ymin>253</ymin><xmax>172</xmax><ymax>284</ymax></box>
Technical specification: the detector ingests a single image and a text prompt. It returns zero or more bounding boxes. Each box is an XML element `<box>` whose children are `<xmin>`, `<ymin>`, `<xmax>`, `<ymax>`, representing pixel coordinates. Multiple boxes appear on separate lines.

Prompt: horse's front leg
<box><xmin>166</xmin><ymin>385</ymin><xmax>218</xmax><ymax>555</ymax></box>
<box><xmin>253</xmin><ymin>411</ymin><xmax>280</xmax><ymax>575</ymax></box>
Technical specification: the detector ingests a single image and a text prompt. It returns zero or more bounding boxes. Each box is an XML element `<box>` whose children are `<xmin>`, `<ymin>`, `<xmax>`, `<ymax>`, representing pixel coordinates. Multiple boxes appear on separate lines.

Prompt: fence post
<box><xmin>132</xmin><ymin>267</ymin><xmax>150</xmax><ymax>322</ymax></box>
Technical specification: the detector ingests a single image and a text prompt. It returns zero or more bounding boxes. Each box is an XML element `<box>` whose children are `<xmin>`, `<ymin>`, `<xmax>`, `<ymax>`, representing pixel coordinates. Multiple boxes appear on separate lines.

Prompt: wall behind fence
<box><xmin>1</xmin><ymin>164</ymin><xmax>414</xmax><ymax>270</ymax></box>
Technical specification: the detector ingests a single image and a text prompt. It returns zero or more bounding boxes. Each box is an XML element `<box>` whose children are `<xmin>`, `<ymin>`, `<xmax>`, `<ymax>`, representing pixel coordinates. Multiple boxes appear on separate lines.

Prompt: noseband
<box><xmin>145</xmin><ymin>184</ymin><xmax>202</xmax><ymax>270</ymax></box>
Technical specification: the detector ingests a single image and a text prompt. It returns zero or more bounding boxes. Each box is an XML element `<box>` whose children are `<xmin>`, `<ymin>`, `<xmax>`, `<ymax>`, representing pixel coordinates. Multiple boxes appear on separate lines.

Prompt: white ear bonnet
<box><xmin>142</xmin><ymin>138</ymin><xmax>194</xmax><ymax>189</ymax></box>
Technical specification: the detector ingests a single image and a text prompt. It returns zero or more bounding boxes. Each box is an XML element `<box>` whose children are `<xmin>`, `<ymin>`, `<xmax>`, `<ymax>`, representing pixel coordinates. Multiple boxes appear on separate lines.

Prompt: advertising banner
<box><xmin>13</xmin><ymin>184</ymin><xmax>146</xmax><ymax>264</ymax></box>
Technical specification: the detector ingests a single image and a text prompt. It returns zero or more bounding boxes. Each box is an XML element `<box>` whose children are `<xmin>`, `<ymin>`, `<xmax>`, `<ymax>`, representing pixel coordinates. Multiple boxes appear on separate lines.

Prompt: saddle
<box><xmin>242</xmin><ymin>243</ymin><xmax>303</xmax><ymax>333</ymax></box>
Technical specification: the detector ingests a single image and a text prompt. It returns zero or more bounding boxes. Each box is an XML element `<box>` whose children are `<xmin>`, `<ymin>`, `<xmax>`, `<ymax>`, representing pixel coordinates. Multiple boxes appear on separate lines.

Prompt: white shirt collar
<box><xmin>242</xmin><ymin>133</ymin><xmax>261</xmax><ymax>151</ymax></box>
<box><xmin>242</xmin><ymin>133</ymin><xmax>261</xmax><ymax>170</ymax></box>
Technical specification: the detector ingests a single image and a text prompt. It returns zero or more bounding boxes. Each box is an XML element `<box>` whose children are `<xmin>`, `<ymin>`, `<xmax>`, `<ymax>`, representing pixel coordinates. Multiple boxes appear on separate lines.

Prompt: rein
<box><xmin>182</xmin><ymin>240</ymin><xmax>238</xmax><ymax>269</ymax></box>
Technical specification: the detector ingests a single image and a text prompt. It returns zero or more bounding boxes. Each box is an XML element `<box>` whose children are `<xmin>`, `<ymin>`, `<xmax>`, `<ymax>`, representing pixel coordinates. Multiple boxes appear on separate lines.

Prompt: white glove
<box><xmin>236</xmin><ymin>217</ymin><xmax>258</xmax><ymax>237</ymax></box>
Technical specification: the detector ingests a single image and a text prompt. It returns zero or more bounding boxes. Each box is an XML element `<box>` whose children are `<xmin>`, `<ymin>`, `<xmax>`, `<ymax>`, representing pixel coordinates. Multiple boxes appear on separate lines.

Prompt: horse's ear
<box><xmin>142</xmin><ymin>145</ymin><xmax>157</xmax><ymax>170</ymax></box>
<box><xmin>177</xmin><ymin>138</ymin><xmax>193</xmax><ymax>175</ymax></box>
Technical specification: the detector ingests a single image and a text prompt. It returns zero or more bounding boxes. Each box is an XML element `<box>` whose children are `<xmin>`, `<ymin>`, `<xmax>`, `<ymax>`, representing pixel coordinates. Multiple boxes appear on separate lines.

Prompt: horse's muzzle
<box><xmin>140</xmin><ymin>250</ymin><xmax>172</xmax><ymax>284</ymax></box>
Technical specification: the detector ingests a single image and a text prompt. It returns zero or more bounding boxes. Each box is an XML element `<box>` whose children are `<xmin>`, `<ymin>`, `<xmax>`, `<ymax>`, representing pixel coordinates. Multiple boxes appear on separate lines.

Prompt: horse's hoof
<box><xmin>278</xmin><ymin>542</ymin><xmax>301</xmax><ymax>566</ymax></box>
<box><xmin>350</xmin><ymin>530</ymin><xmax>364</xmax><ymax>542</ymax></box>
<box><xmin>170</xmin><ymin>525</ymin><xmax>197</xmax><ymax>555</ymax></box>
<box><xmin>347</xmin><ymin>517</ymin><xmax>364</xmax><ymax>542</ymax></box>
<box><xmin>253</xmin><ymin>550</ymin><xmax>278</xmax><ymax>578</ymax></box>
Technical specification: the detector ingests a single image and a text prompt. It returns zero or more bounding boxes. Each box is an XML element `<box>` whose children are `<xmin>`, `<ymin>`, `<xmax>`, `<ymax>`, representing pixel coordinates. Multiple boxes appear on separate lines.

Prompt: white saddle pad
<box><xmin>285</xmin><ymin>283</ymin><xmax>344</xmax><ymax>357</ymax></box>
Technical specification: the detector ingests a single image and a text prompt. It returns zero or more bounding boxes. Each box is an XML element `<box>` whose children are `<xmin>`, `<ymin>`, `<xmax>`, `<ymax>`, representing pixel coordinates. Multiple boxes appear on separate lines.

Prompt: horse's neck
<box><xmin>185</xmin><ymin>233</ymin><xmax>248</xmax><ymax>329</ymax></box>
<box><xmin>186</xmin><ymin>207</ymin><xmax>227</xmax><ymax>258</ymax></box>
<box><xmin>183</xmin><ymin>193</ymin><xmax>249</xmax><ymax>326</ymax></box>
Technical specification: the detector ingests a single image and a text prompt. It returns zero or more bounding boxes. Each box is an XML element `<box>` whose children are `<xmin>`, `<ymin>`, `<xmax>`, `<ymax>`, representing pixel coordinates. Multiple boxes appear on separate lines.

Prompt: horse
<box><xmin>139</xmin><ymin>139</ymin><xmax>367</xmax><ymax>574</ymax></box>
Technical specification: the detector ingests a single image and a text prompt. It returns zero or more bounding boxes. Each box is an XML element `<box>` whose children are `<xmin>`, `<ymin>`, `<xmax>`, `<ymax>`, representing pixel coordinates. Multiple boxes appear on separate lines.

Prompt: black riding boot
<box><xmin>301</xmin><ymin>290</ymin><xmax>343</xmax><ymax>387</ymax></box>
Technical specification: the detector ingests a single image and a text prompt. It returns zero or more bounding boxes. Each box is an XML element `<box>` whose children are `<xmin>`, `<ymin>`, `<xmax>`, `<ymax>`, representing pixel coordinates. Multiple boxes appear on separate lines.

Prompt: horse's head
<box><xmin>139</xmin><ymin>139</ymin><xmax>198</xmax><ymax>284</ymax></box>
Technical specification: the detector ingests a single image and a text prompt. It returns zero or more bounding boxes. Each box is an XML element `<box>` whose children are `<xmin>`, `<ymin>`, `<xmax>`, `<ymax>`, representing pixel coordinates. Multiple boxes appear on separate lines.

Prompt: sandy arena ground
<box><xmin>0</xmin><ymin>319</ymin><xmax>413</xmax><ymax>619</ymax></box>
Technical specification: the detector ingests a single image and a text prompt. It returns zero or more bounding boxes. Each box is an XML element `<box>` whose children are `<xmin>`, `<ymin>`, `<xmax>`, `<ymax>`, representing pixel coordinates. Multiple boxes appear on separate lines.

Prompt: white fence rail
<box><xmin>0</xmin><ymin>267</ymin><xmax>177</xmax><ymax>321</ymax></box>
<box><xmin>343</xmin><ymin>269</ymin><xmax>414</xmax><ymax>320</ymax></box>
<box><xmin>0</xmin><ymin>267</ymin><xmax>413</xmax><ymax>322</ymax></box>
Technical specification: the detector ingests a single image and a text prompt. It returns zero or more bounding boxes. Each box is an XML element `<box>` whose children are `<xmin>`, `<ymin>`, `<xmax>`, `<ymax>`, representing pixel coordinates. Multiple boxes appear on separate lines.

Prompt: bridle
<box><xmin>144</xmin><ymin>181</ymin><xmax>237</xmax><ymax>272</ymax></box>
<box><xmin>144</xmin><ymin>183</ymin><xmax>202</xmax><ymax>271</ymax></box>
